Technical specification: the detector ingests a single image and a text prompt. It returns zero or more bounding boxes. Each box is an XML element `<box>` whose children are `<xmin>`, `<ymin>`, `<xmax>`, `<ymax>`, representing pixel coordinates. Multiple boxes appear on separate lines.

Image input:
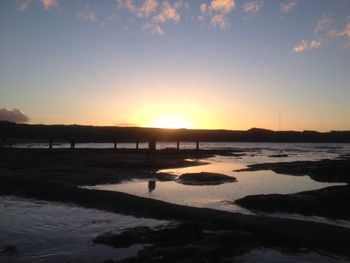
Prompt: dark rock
<box><xmin>235</xmin><ymin>185</ymin><xmax>350</xmax><ymax>219</ymax></box>
<box><xmin>94</xmin><ymin>226</ymin><xmax>153</xmax><ymax>248</ymax></box>
<box><xmin>177</xmin><ymin>172</ymin><xmax>237</xmax><ymax>185</ymax></box>
<box><xmin>235</xmin><ymin>158</ymin><xmax>350</xmax><ymax>183</ymax></box>
<box><xmin>268</xmin><ymin>154</ymin><xmax>288</xmax><ymax>158</ymax></box>
<box><xmin>156</xmin><ymin>173</ymin><xmax>176</xmax><ymax>181</ymax></box>
<box><xmin>1</xmin><ymin>244</ymin><xmax>18</xmax><ymax>255</ymax></box>
<box><xmin>101</xmin><ymin>223</ymin><xmax>259</xmax><ymax>263</ymax></box>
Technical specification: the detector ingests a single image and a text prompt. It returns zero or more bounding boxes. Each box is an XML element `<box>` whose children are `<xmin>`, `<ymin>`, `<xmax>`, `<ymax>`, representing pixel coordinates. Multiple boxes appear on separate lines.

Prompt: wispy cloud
<box><xmin>293</xmin><ymin>39</ymin><xmax>321</xmax><ymax>53</ymax></box>
<box><xmin>17</xmin><ymin>0</ymin><xmax>32</xmax><ymax>11</ymax></box>
<box><xmin>117</xmin><ymin>0</ymin><xmax>158</xmax><ymax>18</ymax></box>
<box><xmin>0</xmin><ymin>108</ymin><xmax>29</xmax><ymax>123</ymax></box>
<box><xmin>210</xmin><ymin>0</ymin><xmax>235</xmax><ymax>14</ymax></box>
<box><xmin>242</xmin><ymin>0</ymin><xmax>263</xmax><ymax>15</ymax></box>
<box><xmin>117</xmin><ymin>0</ymin><xmax>182</xmax><ymax>35</ymax></box>
<box><xmin>144</xmin><ymin>22</ymin><xmax>166</xmax><ymax>35</ymax></box>
<box><xmin>330</xmin><ymin>16</ymin><xmax>350</xmax><ymax>39</ymax></box>
<box><xmin>153</xmin><ymin>1</ymin><xmax>181</xmax><ymax>24</ymax></box>
<box><xmin>280</xmin><ymin>0</ymin><xmax>297</xmax><ymax>14</ymax></box>
<box><xmin>295</xmin><ymin>15</ymin><xmax>350</xmax><ymax>53</ymax></box>
<box><xmin>139</xmin><ymin>0</ymin><xmax>159</xmax><ymax>17</ymax></box>
<box><xmin>199</xmin><ymin>0</ymin><xmax>236</xmax><ymax>29</ymax></box>
<box><xmin>211</xmin><ymin>14</ymin><xmax>229</xmax><ymax>29</ymax></box>
<box><xmin>75</xmin><ymin>6</ymin><xmax>97</xmax><ymax>22</ymax></box>
<box><xmin>314</xmin><ymin>14</ymin><xmax>332</xmax><ymax>34</ymax></box>
<box><xmin>41</xmin><ymin>0</ymin><xmax>58</xmax><ymax>9</ymax></box>
<box><xmin>146</xmin><ymin>1</ymin><xmax>182</xmax><ymax>35</ymax></box>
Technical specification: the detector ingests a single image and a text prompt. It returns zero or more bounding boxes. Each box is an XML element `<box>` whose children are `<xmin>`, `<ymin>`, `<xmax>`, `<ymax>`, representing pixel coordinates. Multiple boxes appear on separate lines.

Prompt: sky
<box><xmin>0</xmin><ymin>0</ymin><xmax>350</xmax><ymax>131</ymax></box>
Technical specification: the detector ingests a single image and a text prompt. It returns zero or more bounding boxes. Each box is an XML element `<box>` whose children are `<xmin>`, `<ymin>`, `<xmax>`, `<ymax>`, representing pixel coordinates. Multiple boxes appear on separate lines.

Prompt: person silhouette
<box><xmin>147</xmin><ymin>138</ymin><xmax>156</xmax><ymax>161</ymax></box>
<box><xmin>148</xmin><ymin>180</ymin><xmax>156</xmax><ymax>193</ymax></box>
<box><xmin>70</xmin><ymin>137</ymin><xmax>76</xmax><ymax>149</ymax></box>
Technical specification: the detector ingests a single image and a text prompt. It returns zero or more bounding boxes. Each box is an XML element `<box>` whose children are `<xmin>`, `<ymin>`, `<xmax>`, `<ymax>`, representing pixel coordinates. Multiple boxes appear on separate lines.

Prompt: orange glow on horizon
<box><xmin>132</xmin><ymin>102</ymin><xmax>216</xmax><ymax>130</ymax></box>
<box><xmin>149</xmin><ymin>115</ymin><xmax>191</xmax><ymax>129</ymax></box>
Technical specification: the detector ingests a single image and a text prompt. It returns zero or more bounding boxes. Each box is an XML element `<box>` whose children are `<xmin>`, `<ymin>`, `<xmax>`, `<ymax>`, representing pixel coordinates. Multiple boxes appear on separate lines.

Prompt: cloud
<box><xmin>280</xmin><ymin>0</ymin><xmax>297</xmax><ymax>13</ymax></box>
<box><xmin>242</xmin><ymin>1</ymin><xmax>263</xmax><ymax>15</ymax></box>
<box><xmin>0</xmin><ymin>108</ymin><xmax>29</xmax><ymax>123</ymax></box>
<box><xmin>311</xmin><ymin>15</ymin><xmax>349</xmax><ymax>48</ymax></box>
<box><xmin>117</xmin><ymin>0</ymin><xmax>135</xmax><ymax>13</ymax></box>
<box><xmin>293</xmin><ymin>39</ymin><xmax>321</xmax><ymax>53</ymax></box>
<box><xmin>314</xmin><ymin>14</ymin><xmax>332</xmax><ymax>34</ymax></box>
<box><xmin>117</xmin><ymin>0</ymin><xmax>158</xmax><ymax>18</ymax></box>
<box><xmin>211</xmin><ymin>14</ymin><xmax>229</xmax><ymax>29</ymax></box>
<box><xmin>294</xmin><ymin>15</ymin><xmax>350</xmax><ymax>53</ymax></box>
<box><xmin>153</xmin><ymin>1</ymin><xmax>181</xmax><ymax>23</ymax></box>
<box><xmin>117</xmin><ymin>0</ymin><xmax>182</xmax><ymax>35</ymax></box>
<box><xmin>210</xmin><ymin>0</ymin><xmax>235</xmax><ymax>14</ymax></box>
<box><xmin>200</xmin><ymin>3</ymin><xmax>207</xmax><ymax>14</ymax></box>
<box><xmin>139</xmin><ymin>0</ymin><xmax>159</xmax><ymax>17</ymax></box>
<box><xmin>41</xmin><ymin>0</ymin><xmax>58</xmax><ymax>9</ymax></box>
<box><xmin>75</xmin><ymin>6</ymin><xmax>97</xmax><ymax>22</ymax></box>
<box><xmin>199</xmin><ymin>0</ymin><xmax>235</xmax><ymax>29</ymax></box>
<box><xmin>144</xmin><ymin>22</ymin><xmax>166</xmax><ymax>35</ymax></box>
<box><xmin>310</xmin><ymin>40</ymin><xmax>321</xmax><ymax>48</ymax></box>
<box><xmin>17</xmin><ymin>0</ymin><xmax>32</xmax><ymax>11</ymax></box>
<box><xmin>330</xmin><ymin>16</ymin><xmax>350</xmax><ymax>38</ymax></box>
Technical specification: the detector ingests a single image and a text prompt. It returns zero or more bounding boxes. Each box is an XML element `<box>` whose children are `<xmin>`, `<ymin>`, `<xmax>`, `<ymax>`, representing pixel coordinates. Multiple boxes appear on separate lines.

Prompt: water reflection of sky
<box><xmin>0</xmin><ymin>196</ymin><xmax>167</xmax><ymax>263</ymax></box>
<box><xmin>89</xmin><ymin>144</ymin><xmax>350</xmax><ymax>226</ymax></box>
<box><xmin>91</xmin><ymin>153</ymin><xmax>344</xmax><ymax>216</ymax></box>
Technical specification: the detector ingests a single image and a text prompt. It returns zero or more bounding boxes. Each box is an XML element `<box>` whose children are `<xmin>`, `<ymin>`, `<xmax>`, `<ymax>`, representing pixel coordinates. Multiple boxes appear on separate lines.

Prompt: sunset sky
<box><xmin>1</xmin><ymin>0</ymin><xmax>350</xmax><ymax>131</ymax></box>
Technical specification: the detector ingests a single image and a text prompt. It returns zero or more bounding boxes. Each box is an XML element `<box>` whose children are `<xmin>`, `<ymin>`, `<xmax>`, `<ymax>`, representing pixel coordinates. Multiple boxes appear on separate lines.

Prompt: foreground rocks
<box><xmin>0</xmin><ymin>245</ymin><xmax>18</xmax><ymax>256</ymax></box>
<box><xmin>1</xmin><ymin>149</ymin><xmax>350</xmax><ymax>261</ymax></box>
<box><xmin>95</xmin><ymin>222</ymin><xmax>259</xmax><ymax>263</ymax></box>
<box><xmin>234</xmin><ymin>156</ymin><xmax>350</xmax><ymax>219</ymax></box>
<box><xmin>0</xmin><ymin>148</ymin><xmax>214</xmax><ymax>186</ymax></box>
<box><xmin>235</xmin><ymin>157</ymin><xmax>350</xmax><ymax>183</ymax></box>
<box><xmin>1</xmin><ymin>174</ymin><xmax>350</xmax><ymax>258</ymax></box>
<box><xmin>235</xmin><ymin>185</ymin><xmax>350</xmax><ymax>220</ymax></box>
<box><xmin>177</xmin><ymin>172</ymin><xmax>237</xmax><ymax>185</ymax></box>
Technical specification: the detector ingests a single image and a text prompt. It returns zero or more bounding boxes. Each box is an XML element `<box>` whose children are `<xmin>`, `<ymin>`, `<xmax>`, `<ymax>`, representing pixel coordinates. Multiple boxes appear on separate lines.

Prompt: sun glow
<box><xmin>150</xmin><ymin>116</ymin><xmax>190</xmax><ymax>129</ymax></box>
<box><xmin>133</xmin><ymin>101</ymin><xmax>219</xmax><ymax>130</ymax></box>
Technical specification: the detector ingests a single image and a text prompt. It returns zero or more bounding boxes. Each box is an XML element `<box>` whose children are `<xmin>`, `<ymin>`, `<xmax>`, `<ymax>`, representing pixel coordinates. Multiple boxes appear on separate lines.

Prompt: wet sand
<box><xmin>1</xmin><ymin>148</ymin><xmax>350</xmax><ymax>261</ymax></box>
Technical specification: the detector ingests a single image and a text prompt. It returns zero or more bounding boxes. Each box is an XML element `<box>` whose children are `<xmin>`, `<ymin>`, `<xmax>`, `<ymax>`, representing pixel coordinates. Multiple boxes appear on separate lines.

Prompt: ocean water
<box><xmin>2</xmin><ymin>142</ymin><xmax>350</xmax><ymax>262</ymax></box>
<box><xmin>8</xmin><ymin>141</ymin><xmax>350</xmax><ymax>154</ymax></box>
<box><xmin>0</xmin><ymin>196</ymin><xmax>167</xmax><ymax>263</ymax></box>
<box><xmin>87</xmin><ymin>143</ymin><xmax>350</xmax><ymax>227</ymax></box>
<box><xmin>234</xmin><ymin>248</ymin><xmax>350</xmax><ymax>263</ymax></box>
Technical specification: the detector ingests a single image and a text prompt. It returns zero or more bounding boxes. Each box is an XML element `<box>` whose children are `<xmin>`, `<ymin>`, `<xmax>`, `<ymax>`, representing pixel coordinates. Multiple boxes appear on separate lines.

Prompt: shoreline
<box><xmin>1</xmin><ymin>148</ymin><xmax>350</xmax><ymax>260</ymax></box>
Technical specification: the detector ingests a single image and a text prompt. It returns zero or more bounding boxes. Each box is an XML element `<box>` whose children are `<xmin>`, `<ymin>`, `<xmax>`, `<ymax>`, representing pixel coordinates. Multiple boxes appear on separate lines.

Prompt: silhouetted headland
<box><xmin>1</xmin><ymin>121</ymin><xmax>350</xmax><ymax>143</ymax></box>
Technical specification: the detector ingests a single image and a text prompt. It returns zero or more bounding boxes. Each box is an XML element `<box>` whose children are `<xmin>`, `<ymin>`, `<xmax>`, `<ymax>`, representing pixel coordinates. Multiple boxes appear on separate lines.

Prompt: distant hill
<box><xmin>1</xmin><ymin>121</ymin><xmax>350</xmax><ymax>143</ymax></box>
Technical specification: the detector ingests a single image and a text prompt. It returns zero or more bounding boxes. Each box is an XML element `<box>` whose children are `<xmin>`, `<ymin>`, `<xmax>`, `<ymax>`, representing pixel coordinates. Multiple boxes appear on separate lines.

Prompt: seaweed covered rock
<box><xmin>177</xmin><ymin>172</ymin><xmax>237</xmax><ymax>185</ymax></box>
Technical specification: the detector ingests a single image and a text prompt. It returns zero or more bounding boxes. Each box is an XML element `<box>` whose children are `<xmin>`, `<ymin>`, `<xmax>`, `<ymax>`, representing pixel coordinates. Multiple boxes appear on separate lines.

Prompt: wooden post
<box><xmin>70</xmin><ymin>138</ymin><xmax>75</xmax><ymax>149</ymax></box>
<box><xmin>196</xmin><ymin>141</ymin><xmax>199</xmax><ymax>150</ymax></box>
<box><xmin>114</xmin><ymin>140</ymin><xmax>117</xmax><ymax>149</ymax></box>
<box><xmin>177</xmin><ymin>141</ymin><xmax>180</xmax><ymax>150</ymax></box>
<box><xmin>49</xmin><ymin>137</ymin><xmax>53</xmax><ymax>149</ymax></box>
<box><xmin>136</xmin><ymin>140</ymin><xmax>139</xmax><ymax>149</ymax></box>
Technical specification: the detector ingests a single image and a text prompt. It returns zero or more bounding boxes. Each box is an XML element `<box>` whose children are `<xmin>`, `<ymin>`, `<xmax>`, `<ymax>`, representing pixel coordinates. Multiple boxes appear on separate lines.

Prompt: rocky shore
<box><xmin>1</xmin><ymin>148</ymin><xmax>350</xmax><ymax>262</ymax></box>
<box><xmin>234</xmin><ymin>157</ymin><xmax>350</xmax><ymax>220</ymax></box>
<box><xmin>236</xmin><ymin>185</ymin><xmax>350</xmax><ymax>219</ymax></box>
<box><xmin>235</xmin><ymin>157</ymin><xmax>350</xmax><ymax>183</ymax></box>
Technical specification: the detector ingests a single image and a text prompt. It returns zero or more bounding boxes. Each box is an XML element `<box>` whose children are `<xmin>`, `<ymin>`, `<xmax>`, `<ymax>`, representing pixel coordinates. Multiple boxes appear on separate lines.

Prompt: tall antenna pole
<box><xmin>278</xmin><ymin>109</ymin><xmax>281</xmax><ymax>131</ymax></box>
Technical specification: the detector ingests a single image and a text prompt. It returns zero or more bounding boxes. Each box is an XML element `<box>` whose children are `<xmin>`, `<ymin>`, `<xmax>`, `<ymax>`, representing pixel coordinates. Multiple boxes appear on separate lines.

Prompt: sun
<box><xmin>150</xmin><ymin>116</ymin><xmax>190</xmax><ymax>129</ymax></box>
